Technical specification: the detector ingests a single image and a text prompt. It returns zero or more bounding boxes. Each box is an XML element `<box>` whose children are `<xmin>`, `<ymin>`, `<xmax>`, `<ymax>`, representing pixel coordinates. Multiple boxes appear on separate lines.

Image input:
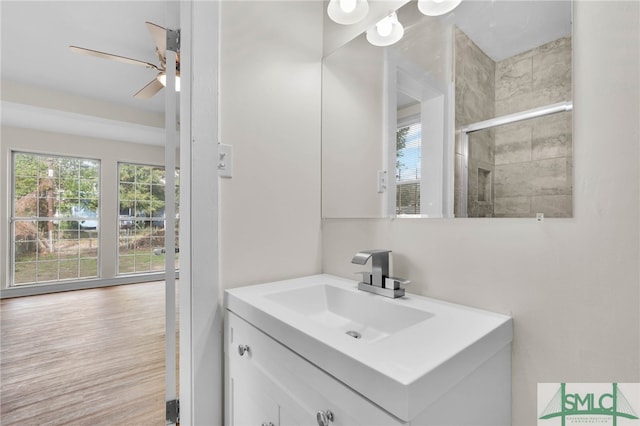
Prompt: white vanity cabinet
<box><xmin>225</xmin><ymin>275</ymin><xmax>513</xmax><ymax>425</ymax></box>
<box><xmin>225</xmin><ymin>311</ymin><xmax>404</xmax><ymax>426</ymax></box>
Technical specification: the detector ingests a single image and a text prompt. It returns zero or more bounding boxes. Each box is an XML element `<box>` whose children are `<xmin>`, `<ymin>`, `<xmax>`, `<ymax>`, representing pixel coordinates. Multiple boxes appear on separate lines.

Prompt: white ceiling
<box><xmin>452</xmin><ymin>0</ymin><xmax>571</xmax><ymax>61</ymax></box>
<box><xmin>395</xmin><ymin>0</ymin><xmax>572</xmax><ymax>62</ymax></box>
<box><xmin>1</xmin><ymin>1</ymin><xmax>179</xmax><ymax>113</ymax></box>
<box><xmin>396</xmin><ymin>0</ymin><xmax>570</xmax><ymax>109</ymax></box>
<box><xmin>2</xmin><ymin>1</ymin><xmax>571</xmax><ymax>115</ymax></box>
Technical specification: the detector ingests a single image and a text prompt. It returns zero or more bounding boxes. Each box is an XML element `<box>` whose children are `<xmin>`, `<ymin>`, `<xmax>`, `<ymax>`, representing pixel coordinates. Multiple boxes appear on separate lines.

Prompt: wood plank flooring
<box><xmin>1</xmin><ymin>281</ymin><xmax>176</xmax><ymax>425</ymax></box>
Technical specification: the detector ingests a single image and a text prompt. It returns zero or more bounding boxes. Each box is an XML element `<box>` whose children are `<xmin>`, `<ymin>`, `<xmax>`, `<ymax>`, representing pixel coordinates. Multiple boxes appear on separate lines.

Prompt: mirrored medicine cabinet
<box><xmin>322</xmin><ymin>0</ymin><xmax>573</xmax><ymax>219</ymax></box>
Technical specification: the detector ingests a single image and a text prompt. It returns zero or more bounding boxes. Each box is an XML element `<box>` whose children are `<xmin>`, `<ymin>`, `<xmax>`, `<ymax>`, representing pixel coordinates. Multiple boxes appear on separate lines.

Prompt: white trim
<box><xmin>179</xmin><ymin>1</ymin><xmax>194</xmax><ymax>423</ymax></box>
<box><xmin>1</xmin><ymin>101</ymin><xmax>165</xmax><ymax>146</ymax></box>
<box><xmin>179</xmin><ymin>1</ymin><xmax>223</xmax><ymax>424</ymax></box>
<box><xmin>387</xmin><ymin>49</ymin><xmax>449</xmax><ymax>219</ymax></box>
<box><xmin>421</xmin><ymin>95</ymin><xmax>445</xmax><ymax>218</ymax></box>
<box><xmin>384</xmin><ymin>49</ymin><xmax>397</xmax><ymax>218</ymax></box>
<box><xmin>0</xmin><ymin>272</ymin><xmax>172</xmax><ymax>299</ymax></box>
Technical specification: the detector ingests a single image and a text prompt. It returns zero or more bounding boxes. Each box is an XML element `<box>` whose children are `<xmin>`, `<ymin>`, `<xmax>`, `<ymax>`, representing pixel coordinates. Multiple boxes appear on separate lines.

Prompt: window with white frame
<box><xmin>396</xmin><ymin>117</ymin><xmax>422</xmax><ymax>215</ymax></box>
<box><xmin>11</xmin><ymin>152</ymin><xmax>100</xmax><ymax>285</ymax></box>
<box><xmin>117</xmin><ymin>163</ymin><xmax>179</xmax><ymax>275</ymax></box>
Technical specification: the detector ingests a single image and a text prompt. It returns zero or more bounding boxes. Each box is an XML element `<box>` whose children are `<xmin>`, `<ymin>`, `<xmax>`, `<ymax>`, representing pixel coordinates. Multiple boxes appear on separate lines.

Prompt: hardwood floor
<box><xmin>0</xmin><ymin>281</ymin><xmax>177</xmax><ymax>425</ymax></box>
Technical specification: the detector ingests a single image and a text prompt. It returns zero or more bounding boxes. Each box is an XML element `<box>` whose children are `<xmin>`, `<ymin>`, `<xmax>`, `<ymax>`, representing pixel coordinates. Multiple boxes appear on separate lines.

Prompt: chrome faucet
<box><xmin>351</xmin><ymin>250</ymin><xmax>410</xmax><ymax>298</ymax></box>
<box><xmin>351</xmin><ymin>249</ymin><xmax>389</xmax><ymax>287</ymax></box>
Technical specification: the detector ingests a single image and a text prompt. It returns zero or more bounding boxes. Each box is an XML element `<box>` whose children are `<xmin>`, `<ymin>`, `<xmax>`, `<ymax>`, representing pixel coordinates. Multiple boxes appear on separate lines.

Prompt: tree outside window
<box><xmin>117</xmin><ymin>163</ymin><xmax>179</xmax><ymax>275</ymax></box>
<box><xmin>11</xmin><ymin>152</ymin><xmax>99</xmax><ymax>285</ymax></box>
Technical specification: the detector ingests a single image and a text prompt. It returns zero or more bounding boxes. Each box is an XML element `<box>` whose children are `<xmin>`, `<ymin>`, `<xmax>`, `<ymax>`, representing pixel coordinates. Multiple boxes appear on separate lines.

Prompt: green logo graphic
<box><xmin>539</xmin><ymin>383</ymin><xmax>639</xmax><ymax>425</ymax></box>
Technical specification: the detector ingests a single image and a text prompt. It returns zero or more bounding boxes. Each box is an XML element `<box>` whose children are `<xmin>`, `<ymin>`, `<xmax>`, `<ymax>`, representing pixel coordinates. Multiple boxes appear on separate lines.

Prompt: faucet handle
<box><xmin>385</xmin><ymin>277</ymin><xmax>410</xmax><ymax>290</ymax></box>
<box><xmin>355</xmin><ymin>271</ymin><xmax>373</xmax><ymax>285</ymax></box>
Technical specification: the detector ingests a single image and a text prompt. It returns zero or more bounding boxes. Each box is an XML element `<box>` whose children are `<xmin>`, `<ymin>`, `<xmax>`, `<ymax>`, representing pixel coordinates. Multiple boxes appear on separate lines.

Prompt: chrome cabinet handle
<box><xmin>237</xmin><ymin>344</ymin><xmax>250</xmax><ymax>356</ymax></box>
<box><xmin>316</xmin><ymin>409</ymin><xmax>334</xmax><ymax>426</ymax></box>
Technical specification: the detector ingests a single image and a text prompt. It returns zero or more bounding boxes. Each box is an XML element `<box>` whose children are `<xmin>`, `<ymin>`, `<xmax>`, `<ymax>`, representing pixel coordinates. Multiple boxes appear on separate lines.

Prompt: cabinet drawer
<box><xmin>226</xmin><ymin>311</ymin><xmax>404</xmax><ymax>426</ymax></box>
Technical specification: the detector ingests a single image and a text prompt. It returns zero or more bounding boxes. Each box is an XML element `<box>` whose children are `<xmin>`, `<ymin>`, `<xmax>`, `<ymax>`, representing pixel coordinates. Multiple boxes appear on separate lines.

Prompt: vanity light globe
<box><xmin>417</xmin><ymin>0</ymin><xmax>462</xmax><ymax>16</ymax></box>
<box><xmin>327</xmin><ymin>0</ymin><xmax>369</xmax><ymax>25</ymax></box>
<box><xmin>376</xmin><ymin>16</ymin><xmax>393</xmax><ymax>37</ymax></box>
<box><xmin>366</xmin><ymin>13</ymin><xmax>404</xmax><ymax>47</ymax></box>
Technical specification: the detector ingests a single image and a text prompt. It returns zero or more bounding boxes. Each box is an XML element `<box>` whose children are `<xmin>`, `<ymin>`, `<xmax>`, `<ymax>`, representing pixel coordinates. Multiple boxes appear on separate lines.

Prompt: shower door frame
<box><xmin>459</xmin><ymin>101</ymin><xmax>573</xmax><ymax>217</ymax></box>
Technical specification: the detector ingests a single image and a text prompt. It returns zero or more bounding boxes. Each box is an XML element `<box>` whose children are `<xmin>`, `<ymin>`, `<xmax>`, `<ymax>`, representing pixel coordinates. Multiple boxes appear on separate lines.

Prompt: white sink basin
<box><xmin>266</xmin><ymin>283</ymin><xmax>433</xmax><ymax>342</ymax></box>
<box><xmin>225</xmin><ymin>274</ymin><xmax>512</xmax><ymax>421</ymax></box>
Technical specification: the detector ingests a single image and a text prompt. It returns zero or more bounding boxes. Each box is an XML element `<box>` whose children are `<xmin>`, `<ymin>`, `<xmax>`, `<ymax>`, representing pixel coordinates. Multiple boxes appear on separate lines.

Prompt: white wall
<box><xmin>322</xmin><ymin>1</ymin><xmax>639</xmax><ymax>424</ymax></box>
<box><xmin>322</xmin><ymin>35</ymin><xmax>385</xmax><ymax>218</ymax></box>
<box><xmin>219</xmin><ymin>1</ymin><xmax>323</xmax><ymax>289</ymax></box>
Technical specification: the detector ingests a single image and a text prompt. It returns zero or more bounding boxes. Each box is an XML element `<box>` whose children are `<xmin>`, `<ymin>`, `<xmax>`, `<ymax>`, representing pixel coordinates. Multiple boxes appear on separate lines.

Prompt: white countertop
<box><xmin>225</xmin><ymin>274</ymin><xmax>512</xmax><ymax>421</ymax></box>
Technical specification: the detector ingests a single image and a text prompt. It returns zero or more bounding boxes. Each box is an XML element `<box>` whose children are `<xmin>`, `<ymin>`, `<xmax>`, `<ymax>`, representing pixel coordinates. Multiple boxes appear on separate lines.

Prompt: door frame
<box><xmin>177</xmin><ymin>1</ymin><xmax>222</xmax><ymax>425</ymax></box>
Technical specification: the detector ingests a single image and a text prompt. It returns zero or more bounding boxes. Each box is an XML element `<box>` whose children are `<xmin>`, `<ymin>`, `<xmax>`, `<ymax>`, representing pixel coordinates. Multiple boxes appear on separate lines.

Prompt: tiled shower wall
<box><xmin>455</xmin><ymin>30</ymin><xmax>573</xmax><ymax>217</ymax></box>
<box><xmin>454</xmin><ymin>28</ymin><xmax>495</xmax><ymax>217</ymax></box>
<box><xmin>494</xmin><ymin>37</ymin><xmax>573</xmax><ymax>217</ymax></box>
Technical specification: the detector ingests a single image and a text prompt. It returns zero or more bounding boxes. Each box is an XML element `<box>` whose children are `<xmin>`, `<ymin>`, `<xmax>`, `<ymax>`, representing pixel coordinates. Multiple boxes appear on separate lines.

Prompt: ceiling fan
<box><xmin>70</xmin><ymin>22</ymin><xmax>179</xmax><ymax>99</ymax></box>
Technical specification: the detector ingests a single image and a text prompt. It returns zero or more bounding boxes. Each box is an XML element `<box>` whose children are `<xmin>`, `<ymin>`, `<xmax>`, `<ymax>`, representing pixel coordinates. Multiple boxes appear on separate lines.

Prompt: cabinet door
<box><xmin>229</xmin><ymin>364</ymin><xmax>279</xmax><ymax>426</ymax></box>
<box><xmin>270</xmin><ymin>352</ymin><xmax>400</xmax><ymax>426</ymax></box>
<box><xmin>227</xmin><ymin>316</ymin><xmax>279</xmax><ymax>426</ymax></box>
<box><xmin>226</xmin><ymin>311</ymin><xmax>405</xmax><ymax>426</ymax></box>
<box><xmin>278</xmin><ymin>393</ymin><xmax>315</xmax><ymax>426</ymax></box>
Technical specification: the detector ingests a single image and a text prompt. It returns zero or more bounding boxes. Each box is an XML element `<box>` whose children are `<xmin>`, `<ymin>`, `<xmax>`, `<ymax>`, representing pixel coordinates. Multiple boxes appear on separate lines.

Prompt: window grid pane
<box><xmin>396</xmin><ymin>122</ymin><xmax>422</xmax><ymax>215</ymax></box>
<box><xmin>11</xmin><ymin>152</ymin><xmax>99</xmax><ymax>286</ymax></box>
<box><xmin>117</xmin><ymin>163</ymin><xmax>179</xmax><ymax>275</ymax></box>
<box><xmin>11</xmin><ymin>219</ymin><xmax>99</xmax><ymax>285</ymax></box>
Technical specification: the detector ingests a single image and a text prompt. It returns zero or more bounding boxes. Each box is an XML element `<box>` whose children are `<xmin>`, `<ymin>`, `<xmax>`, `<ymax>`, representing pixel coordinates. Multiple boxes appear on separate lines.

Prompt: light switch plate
<box><xmin>218</xmin><ymin>144</ymin><xmax>233</xmax><ymax>178</ymax></box>
<box><xmin>377</xmin><ymin>170</ymin><xmax>387</xmax><ymax>193</ymax></box>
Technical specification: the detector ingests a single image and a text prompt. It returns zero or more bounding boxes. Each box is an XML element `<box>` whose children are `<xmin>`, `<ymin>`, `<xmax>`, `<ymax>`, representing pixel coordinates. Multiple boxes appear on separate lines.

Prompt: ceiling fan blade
<box><xmin>146</xmin><ymin>22</ymin><xmax>167</xmax><ymax>58</ymax></box>
<box><xmin>134</xmin><ymin>77</ymin><xmax>164</xmax><ymax>99</ymax></box>
<box><xmin>69</xmin><ymin>46</ymin><xmax>159</xmax><ymax>70</ymax></box>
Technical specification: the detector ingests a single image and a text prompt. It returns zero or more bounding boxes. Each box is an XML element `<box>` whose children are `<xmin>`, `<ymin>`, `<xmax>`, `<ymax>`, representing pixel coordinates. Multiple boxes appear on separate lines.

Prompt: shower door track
<box><xmin>459</xmin><ymin>101</ymin><xmax>573</xmax><ymax>217</ymax></box>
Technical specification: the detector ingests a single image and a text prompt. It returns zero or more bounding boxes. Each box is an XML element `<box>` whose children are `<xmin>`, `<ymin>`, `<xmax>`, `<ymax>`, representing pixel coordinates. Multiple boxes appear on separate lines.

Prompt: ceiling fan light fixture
<box><xmin>366</xmin><ymin>12</ymin><xmax>404</xmax><ymax>47</ymax></box>
<box><xmin>327</xmin><ymin>0</ymin><xmax>369</xmax><ymax>25</ymax></box>
<box><xmin>157</xmin><ymin>73</ymin><xmax>181</xmax><ymax>92</ymax></box>
<box><xmin>417</xmin><ymin>0</ymin><xmax>462</xmax><ymax>16</ymax></box>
